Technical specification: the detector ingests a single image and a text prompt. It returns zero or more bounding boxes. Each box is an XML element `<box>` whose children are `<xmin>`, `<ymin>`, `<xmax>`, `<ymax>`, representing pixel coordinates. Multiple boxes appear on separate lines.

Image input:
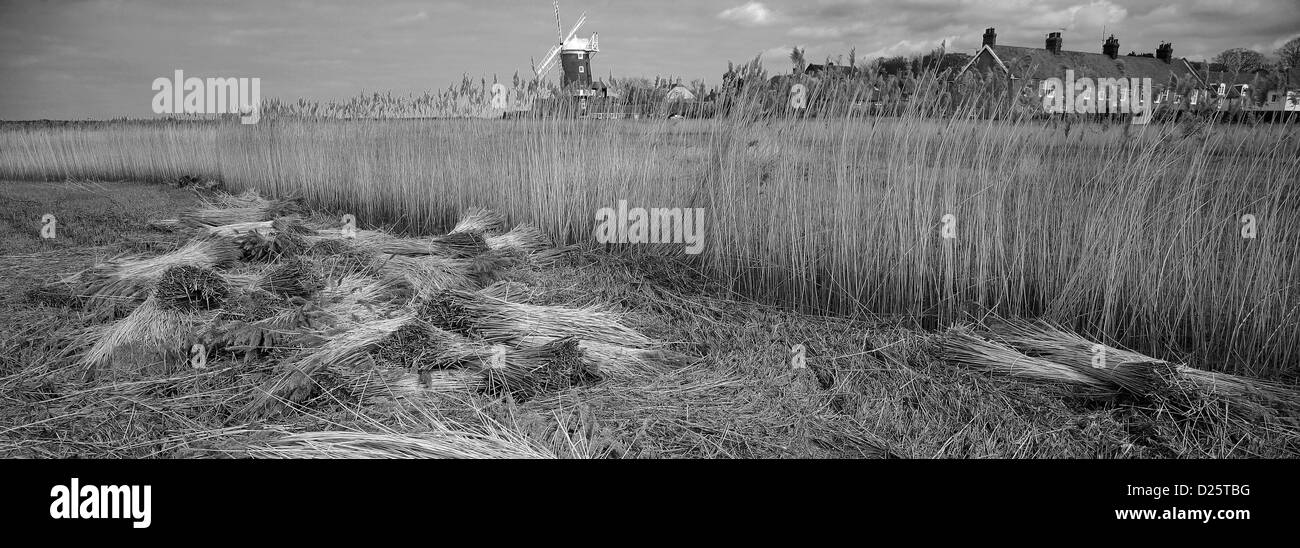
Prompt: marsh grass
<box><xmin>2</xmin><ymin>84</ymin><xmax>1297</xmax><ymax>375</ymax></box>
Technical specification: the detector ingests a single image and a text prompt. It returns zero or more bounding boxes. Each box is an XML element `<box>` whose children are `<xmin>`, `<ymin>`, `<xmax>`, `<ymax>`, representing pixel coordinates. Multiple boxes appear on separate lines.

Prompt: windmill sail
<box><xmin>535</xmin><ymin>7</ymin><xmax>586</xmax><ymax>81</ymax></box>
<box><xmin>533</xmin><ymin>2</ymin><xmax>595</xmax><ymax>84</ymax></box>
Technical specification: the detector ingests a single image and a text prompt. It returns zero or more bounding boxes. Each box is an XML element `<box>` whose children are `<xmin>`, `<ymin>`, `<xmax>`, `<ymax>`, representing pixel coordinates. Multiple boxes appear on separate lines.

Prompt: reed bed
<box><xmin>3</xmin><ymin>84</ymin><xmax>1298</xmax><ymax>375</ymax></box>
<box><xmin>4</xmin><ymin>183</ymin><xmax>1297</xmax><ymax>458</ymax></box>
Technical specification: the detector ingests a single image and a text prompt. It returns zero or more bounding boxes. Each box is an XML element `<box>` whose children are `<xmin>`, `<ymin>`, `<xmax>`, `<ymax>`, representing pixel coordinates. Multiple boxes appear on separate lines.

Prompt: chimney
<box><xmin>1046</xmin><ymin>32</ymin><xmax>1063</xmax><ymax>54</ymax></box>
<box><xmin>1103</xmin><ymin>35</ymin><xmax>1119</xmax><ymax>59</ymax></box>
<box><xmin>982</xmin><ymin>27</ymin><xmax>997</xmax><ymax>47</ymax></box>
<box><xmin>1156</xmin><ymin>42</ymin><xmax>1173</xmax><ymax>63</ymax></box>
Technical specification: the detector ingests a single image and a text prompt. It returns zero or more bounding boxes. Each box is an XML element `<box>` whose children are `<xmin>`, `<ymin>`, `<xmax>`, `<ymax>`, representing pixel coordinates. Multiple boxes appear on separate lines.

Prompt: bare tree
<box><xmin>1276</xmin><ymin>36</ymin><xmax>1300</xmax><ymax>87</ymax></box>
<box><xmin>1213</xmin><ymin>48</ymin><xmax>1267</xmax><ymax>82</ymax></box>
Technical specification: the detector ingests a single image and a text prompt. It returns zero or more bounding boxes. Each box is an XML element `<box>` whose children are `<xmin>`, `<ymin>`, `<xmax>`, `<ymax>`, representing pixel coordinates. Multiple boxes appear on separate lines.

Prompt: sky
<box><xmin>1</xmin><ymin>0</ymin><xmax>1297</xmax><ymax>120</ymax></box>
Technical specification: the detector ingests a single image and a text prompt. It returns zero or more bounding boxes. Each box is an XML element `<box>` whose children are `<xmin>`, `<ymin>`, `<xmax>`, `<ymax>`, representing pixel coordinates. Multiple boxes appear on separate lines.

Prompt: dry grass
<box><xmin>234</xmin><ymin>428</ymin><xmax>556</xmax><ymax>459</ymax></box>
<box><xmin>3</xmin><ymin>139</ymin><xmax>1299</xmax><ymax>459</ymax></box>
<box><xmin>3</xmin><ymin>94</ymin><xmax>1296</xmax><ymax>376</ymax></box>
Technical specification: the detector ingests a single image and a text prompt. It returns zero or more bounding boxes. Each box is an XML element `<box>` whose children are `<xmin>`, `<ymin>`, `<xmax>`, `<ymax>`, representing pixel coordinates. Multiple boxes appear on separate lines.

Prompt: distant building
<box><xmin>958</xmin><ymin>28</ymin><xmax>1201</xmax><ymax>90</ymax></box>
<box><xmin>804</xmin><ymin>61</ymin><xmax>856</xmax><ymax>78</ymax></box>
<box><xmin>665</xmin><ymin>86</ymin><xmax>697</xmax><ymax>102</ymax></box>
<box><xmin>1187</xmin><ymin>62</ymin><xmax>1270</xmax><ymax>89</ymax></box>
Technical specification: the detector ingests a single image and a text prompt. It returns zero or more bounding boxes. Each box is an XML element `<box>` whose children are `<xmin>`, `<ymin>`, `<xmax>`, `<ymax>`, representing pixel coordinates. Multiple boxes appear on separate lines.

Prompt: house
<box><xmin>1186</xmin><ymin>62</ymin><xmax>1270</xmax><ymax>92</ymax></box>
<box><xmin>957</xmin><ymin>28</ymin><xmax>1203</xmax><ymax>101</ymax></box>
<box><xmin>664</xmin><ymin>86</ymin><xmax>697</xmax><ymax>102</ymax></box>
<box><xmin>803</xmin><ymin>61</ymin><xmax>856</xmax><ymax>78</ymax></box>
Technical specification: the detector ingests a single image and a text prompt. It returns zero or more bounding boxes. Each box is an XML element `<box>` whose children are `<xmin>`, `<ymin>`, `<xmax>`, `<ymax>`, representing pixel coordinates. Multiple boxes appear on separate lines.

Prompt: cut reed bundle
<box><xmin>204</xmin><ymin>220</ymin><xmax>274</xmax><ymax>237</ymax></box>
<box><xmin>272</xmin><ymin>216</ymin><xmax>316</xmax><ymax>236</ymax></box>
<box><xmin>485</xmin><ymin>224</ymin><xmax>553</xmax><ymax>255</ymax></box>
<box><xmin>248</xmin><ymin>313</ymin><xmax>417</xmax><ymax>413</ymax></box>
<box><xmin>179</xmin><ymin>194</ymin><xmax>303</xmax><ymax>228</ymax></box>
<box><xmin>527</xmin><ymin>244</ymin><xmax>577</xmax><ymax>267</ymax></box>
<box><xmin>1173</xmin><ymin>365</ymin><xmax>1300</xmax><ymax>413</ymax></box>
<box><xmin>378</xmin><ymin>255</ymin><xmax>491</xmax><ymax>298</ymax></box>
<box><xmin>450</xmin><ymin>207</ymin><xmax>506</xmax><ymax>235</ymax></box>
<box><xmin>308</xmin><ymin>228</ymin><xmax>395</xmax><ymax>246</ymax></box>
<box><xmin>372</xmin><ymin>320</ymin><xmax>494</xmax><ymax>371</ymax></box>
<box><xmin>380</xmin><ymin>231</ymin><xmax>488</xmax><ymax>258</ymax></box>
<box><xmin>153</xmin><ymin>265</ymin><xmax>229</xmax><ymax>312</ymax></box>
<box><xmin>423</xmin><ymin>289</ymin><xmax>654</xmax><ymax>348</ymax></box>
<box><xmin>518</xmin><ymin>336</ymin><xmax>691</xmax><ymax>378</ymax></box>
<box><xmin>316</xmin><ymin>276</ymin><xmax>411</xmax><ymax>322</ymax></box>
<box><xmin>258</xmin><ymin>257</ymin><xmax>325</xmax><ymax>299</ymax></box>
<box><xmin>942</xmin><ymin>326</ymin><xmax>1108</xmax><ymax>389</ymax></box>
<box><xmin>205</xmin><ymin>291</ymin><xmax>328</xmax><ymax>354</ymax></box>
<box><xmin>66</xmin><ymin>237</ymin><xmax>241</xmax><ymax>314</ymax></box>
<box><xmin>981</xmin><ymin>319</ymin><xmax>1300</xmax><ymax>413</ymax></box>
<box><xmin>306</xmin><ymin>239</ymin><xmax>381</xmax><ymax>277</ymax></box>
<box><xmin>480</xmin><ymin>337</ymin><xmax>602</xmax><ymax>401</ymax></box>
<box><xmin>983</xmin><ymin>319</ymin><xmax>1170</xmax><ymax>396</ymax></box>
<box><xmin>234</xmin><ymin>230</ymin><xmax>308</xmax><ymax>263</ymax></box>
<box><xmin>78</xmin><ymin>297</ymin><xmax>214</xmax><ymax>375</ymax></box>
<box><xmin>211</xmin><ymin>189</ymin><xmax>271</xmax><ymax>209</ymax></box>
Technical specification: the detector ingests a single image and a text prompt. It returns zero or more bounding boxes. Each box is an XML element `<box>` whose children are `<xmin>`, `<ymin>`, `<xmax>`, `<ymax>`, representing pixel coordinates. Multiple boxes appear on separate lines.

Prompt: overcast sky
<box><xmin>2</xmin><ymin>0</ymin><xmax>1297</xmax><ymax>120</ymax></box>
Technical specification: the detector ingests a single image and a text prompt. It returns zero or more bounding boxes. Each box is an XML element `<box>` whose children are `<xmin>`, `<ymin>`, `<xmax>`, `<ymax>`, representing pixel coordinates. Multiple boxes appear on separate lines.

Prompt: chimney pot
<box><xmin>1156</xmin><ymin>42</ymin><xmax>1173</xmax><ymax>63</ymax></box>
<box><xmin>1103</xmin><ymin>35</ymin><xmax>1119</xmax><ymax>59</ymax></box>
<box><xmin>982</xmin><ymin>27</ymin><xmax>997</xmax><ymax>47</ymax></box>
<box><xmin>1046</xmin><ymin>31</ymin><xmax>1063</xmax><ymax>54</ymax></box>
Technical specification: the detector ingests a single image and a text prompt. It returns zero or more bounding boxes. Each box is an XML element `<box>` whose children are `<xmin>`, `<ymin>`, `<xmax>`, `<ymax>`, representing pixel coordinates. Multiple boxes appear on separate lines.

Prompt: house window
<box><xmin>578</xmin><ymin>66</ymin><xmax>584</xmax><ymax>73</ymax></box>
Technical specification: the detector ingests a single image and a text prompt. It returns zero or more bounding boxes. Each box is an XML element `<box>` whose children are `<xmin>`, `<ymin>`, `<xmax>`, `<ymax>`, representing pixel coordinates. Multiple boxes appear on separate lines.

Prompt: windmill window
<box><xmin>577</xmin><ymin>52</ymin><xmax>584</xmax><ymax>59</ymax></box>
<box><xmin>578</xmin><ymin>66</ymin><xmax>584</xmax><ymax>73</ymax></box>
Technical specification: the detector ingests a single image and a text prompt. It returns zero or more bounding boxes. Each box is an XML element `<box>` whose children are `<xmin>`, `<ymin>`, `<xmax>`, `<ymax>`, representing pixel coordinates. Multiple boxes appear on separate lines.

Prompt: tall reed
<box><xmin>2</xmin><ymin>82</ymin><xmax>1296</xmax><ymax>375</ymax></box>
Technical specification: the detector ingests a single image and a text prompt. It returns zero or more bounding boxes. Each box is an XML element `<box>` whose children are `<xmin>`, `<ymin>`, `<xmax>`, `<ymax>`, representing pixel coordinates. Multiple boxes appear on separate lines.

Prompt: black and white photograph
<box><xmin>0</xmin><ymin>0</ymin><xmax>1297</xmax><ymax>532</ymax></box>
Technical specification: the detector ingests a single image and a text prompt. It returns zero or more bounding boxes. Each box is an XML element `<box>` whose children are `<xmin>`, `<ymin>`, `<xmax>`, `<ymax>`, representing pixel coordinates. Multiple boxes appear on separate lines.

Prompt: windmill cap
<box><xmin>562</xmin><ymin>35</ymin><xmax>597</xmax><ymax>52</ymax></box>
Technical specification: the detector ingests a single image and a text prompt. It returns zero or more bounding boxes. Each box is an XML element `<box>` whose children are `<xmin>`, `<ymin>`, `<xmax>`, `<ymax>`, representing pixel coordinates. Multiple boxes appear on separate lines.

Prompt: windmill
<box><xmin>534</xmin><ymin>1</ymin><xmax>599</xmax><ymax>94</ymax></box>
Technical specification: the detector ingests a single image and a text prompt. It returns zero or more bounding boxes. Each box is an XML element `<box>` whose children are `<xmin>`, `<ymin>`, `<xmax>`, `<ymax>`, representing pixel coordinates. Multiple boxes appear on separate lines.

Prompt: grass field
<box><xmin>2</xmin><ymin>109</ymin><xmax>1298</xmax><ymax>376</ymax></box>
<box><xmin>2</xmin><ymin>179</ymin><xmax>1297</xmax><ymax>458</ymax></box>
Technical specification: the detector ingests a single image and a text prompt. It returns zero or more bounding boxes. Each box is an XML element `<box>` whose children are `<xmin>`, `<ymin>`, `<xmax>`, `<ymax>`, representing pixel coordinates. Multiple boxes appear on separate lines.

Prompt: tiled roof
<box><xmin>980</xmin><ymin>45</ymin><xmax>1199</xmax><ymax>86</ymax></box>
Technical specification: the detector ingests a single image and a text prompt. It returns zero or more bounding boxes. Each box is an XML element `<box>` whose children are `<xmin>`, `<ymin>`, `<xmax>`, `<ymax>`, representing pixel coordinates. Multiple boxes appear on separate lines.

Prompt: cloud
<box><xmin>392</xmin><ymin>10</ymin><xmax>429</xmax><ymax>25</ymax></box>
<box><xmin>4</xmin><ymin>0</ymin><xmax>1300</xmax><ymax>120</ymax></box>
<box><xmin>718</xmin><ymin>2</ymin><xmax>776</xmax><ymax>26</ymax></box>
<box><xmin>864</xmin><ymin>35</ymin><xmax>958</xmax><ymax>59</ymax></box>
<box><xmin>1021</xmin><ymin>0</ymin><xmax>1127</xmax><ymax>31</ymax></box>
<box><xmin>760</xmin><ymin>44</ymin><xmax>799</xmax><ymax>66</ymax></box>
<box><xmin>789</xmin><ymin>22</ymin><xmax>871</xmax><ymax>40</ymax></box>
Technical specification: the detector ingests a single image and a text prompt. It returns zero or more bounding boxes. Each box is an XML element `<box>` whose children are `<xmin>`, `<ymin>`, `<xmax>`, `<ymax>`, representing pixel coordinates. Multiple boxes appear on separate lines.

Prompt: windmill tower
<box><xmin>535</xmin><ymin>1</ymin><xmax>599</xmax><ymax>95</ymax></box>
